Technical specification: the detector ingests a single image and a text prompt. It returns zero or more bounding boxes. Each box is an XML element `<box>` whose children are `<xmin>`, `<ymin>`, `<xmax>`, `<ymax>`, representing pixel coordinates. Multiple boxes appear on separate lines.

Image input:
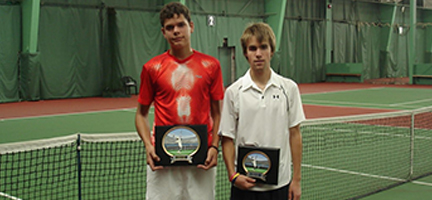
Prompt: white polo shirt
<box><xmin>219</xmin><ymin>69</ymin><xmax>305</xmax><ymax>191</ymax></box>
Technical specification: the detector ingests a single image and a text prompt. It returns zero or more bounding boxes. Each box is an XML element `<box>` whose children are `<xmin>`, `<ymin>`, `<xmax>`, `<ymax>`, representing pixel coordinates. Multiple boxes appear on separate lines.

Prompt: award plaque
<box><xmin>155</xmin><ymin>125</ymin><xmax>207</xmax><ymax>166</ymax></box>
<box><xmin>237</xmin><ymin>146</ymin><xmax>280</xmax><ymax>185</ymax></box>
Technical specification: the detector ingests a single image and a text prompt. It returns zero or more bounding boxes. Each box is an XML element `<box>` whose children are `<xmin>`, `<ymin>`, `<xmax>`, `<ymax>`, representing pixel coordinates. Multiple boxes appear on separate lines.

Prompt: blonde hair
<box><xmin>240</xmin><ymin>22</ymin><xmax>276</xmax><ymax>56</ymax></box>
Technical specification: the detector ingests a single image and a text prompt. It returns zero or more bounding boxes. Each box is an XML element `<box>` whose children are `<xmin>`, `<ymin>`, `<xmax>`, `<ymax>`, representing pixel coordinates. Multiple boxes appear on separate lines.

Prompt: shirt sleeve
<box><xmin>218</xmin><ymin>86</ymin><xmax>238</xmax><ymax>139</ymax></box>
<box><xmin>209</xmin><ymin>60</ymin><xmax>225</xmax><ymax>101</ymax></box>
<box><xmin>137</xmin><ymin>64</ymin><xmax>154</xmax><ymax>106</ymax></box>
<box><xmin>288</xmin><ymin>83</ymin><xmax>306</xmax><ymax>128</ymax></box>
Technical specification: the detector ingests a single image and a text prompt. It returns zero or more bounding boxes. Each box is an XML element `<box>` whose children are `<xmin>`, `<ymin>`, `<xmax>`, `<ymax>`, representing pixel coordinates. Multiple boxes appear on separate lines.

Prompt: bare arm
<box><xmin>198</xmin><ymin>99</ymin><xmax>221</xmax><ymax>170</ymax></box>
<box><xmin>135</xmin><ymin>103</ymin><xmax>163</xmax><ymax>171</ymax></box>
<box><xmin>221</xmin><ymin>137</ymin><xmax>236</xmax><ymax>179</ymax></box>
<box><xmin>210</xmin><ymin>99</ymin><xmax>222</xmax><ymax>148</ymax></box>
<box><xmin>222</xmin><ymin>136</ymin><xmax>256</xmax><ymax>189</ymax></box>
<box><xmin>288</xmin><ymin>124</ymin><xmax>302</xmax><ymax>200</ymax></box>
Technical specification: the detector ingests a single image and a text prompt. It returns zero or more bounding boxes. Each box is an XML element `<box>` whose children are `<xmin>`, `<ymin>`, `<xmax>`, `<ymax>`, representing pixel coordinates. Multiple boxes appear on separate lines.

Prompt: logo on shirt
<box><xmin>171</xmin><ymin>64</ymin><xmax>195</xmax><ymax>91</ymax></box>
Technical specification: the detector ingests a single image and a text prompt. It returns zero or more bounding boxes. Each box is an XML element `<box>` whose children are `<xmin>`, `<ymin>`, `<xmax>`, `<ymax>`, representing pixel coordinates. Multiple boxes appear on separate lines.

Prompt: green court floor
<box><xmin>361</xmin><ymin>175</ymin><xmax>432</xmax><ymax>200</ymax></box>
<box><xmin>0</xmin><ymin>109</ymin><xmax>140</xmax><ymax>144</ymax></box>
<box><xmin>302</xmin><ymin>87</ymin><xmax>432</xmax><ymax>199</ymax></box>
<box><xmin>1</xmin><ymin>87</ymin><xmax>431</xmax><ymax>199</ymax></box>
<box><xmin>302</xmin><ymin>87</ymin><xmax>432</xmax><ymax>110</ymax></box>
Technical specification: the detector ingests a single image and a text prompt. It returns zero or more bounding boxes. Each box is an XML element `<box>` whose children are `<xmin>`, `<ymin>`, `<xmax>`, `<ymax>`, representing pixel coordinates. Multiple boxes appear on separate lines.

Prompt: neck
<box><xmin>170</xmin><ymin>47</ymin><xmax>193</xmax><ymax>60</ymax></box>
<box><xmin>250</xmin><ymin>67</ymin><xmax>271</xmax><ymax>90</ymax></box>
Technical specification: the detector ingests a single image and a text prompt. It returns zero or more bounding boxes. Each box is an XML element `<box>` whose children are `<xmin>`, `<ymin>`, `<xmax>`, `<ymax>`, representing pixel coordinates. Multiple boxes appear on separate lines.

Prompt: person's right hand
<box><xmin>146</xmin><ymin>145</ymin><xmax>163</xmax><ymax>171</ymax></box>
<box><xmin>233</xmin><ymin>174</ymin><xmax>256</xmax><ymax>190</ymax></box>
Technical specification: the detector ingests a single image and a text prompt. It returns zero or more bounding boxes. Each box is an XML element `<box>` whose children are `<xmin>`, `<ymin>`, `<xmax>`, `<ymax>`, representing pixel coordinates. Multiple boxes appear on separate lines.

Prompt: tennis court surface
<box><xmin>1</xmin><ymin>83</ymin><xmax>431</xmax><ymax>199</ymax></box>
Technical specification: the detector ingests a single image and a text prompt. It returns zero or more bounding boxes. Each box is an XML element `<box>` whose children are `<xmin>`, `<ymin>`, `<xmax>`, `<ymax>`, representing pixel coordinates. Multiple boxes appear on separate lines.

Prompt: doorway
<box><xmin>218</xmin><ymin>38</ymin><xmax>236</xmax><ymax>87</ymax></box>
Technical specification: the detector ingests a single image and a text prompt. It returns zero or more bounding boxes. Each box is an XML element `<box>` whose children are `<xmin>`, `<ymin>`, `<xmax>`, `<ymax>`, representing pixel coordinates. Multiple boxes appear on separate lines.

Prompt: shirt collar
<box><xmin>241</xmin><ymin>68</ymin><xmax>279</xmax><ymax>92</ymax></box>
<box><xmin>166</xmin><ymin>49</ymin><xmax>196</xmax><ymax>64</ymax></box>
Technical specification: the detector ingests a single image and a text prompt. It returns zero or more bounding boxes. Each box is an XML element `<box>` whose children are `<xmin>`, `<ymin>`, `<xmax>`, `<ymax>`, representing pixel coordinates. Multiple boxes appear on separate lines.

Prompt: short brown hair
<box><xmin>240</xmin><ymin>22</ymin><xmax>276</xmax><ymax>56</ymax></box>
<box><xmin>159</xmin><ymin>2</ymin><xmax>191</xmax><ymax>27</ymax></box>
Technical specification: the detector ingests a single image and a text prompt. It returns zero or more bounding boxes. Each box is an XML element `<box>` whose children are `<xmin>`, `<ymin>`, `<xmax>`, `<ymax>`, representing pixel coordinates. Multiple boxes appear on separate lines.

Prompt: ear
<box><xmin>161</xmin><ymin>27</ymin><xmax>168</xmax><ymax>39</ymax></box>
<box><xmin>190</xmin><ymin>21</ymin><xmax>194</xmax><ymax>33</ymax></box>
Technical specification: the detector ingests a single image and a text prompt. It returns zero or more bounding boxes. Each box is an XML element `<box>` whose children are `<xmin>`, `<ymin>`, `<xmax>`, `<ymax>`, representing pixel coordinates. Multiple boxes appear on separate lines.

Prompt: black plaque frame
<box><xmin>237</xmin><ymin>146</ymin><xmax>280</xmax><ymax>185</ymax></box>
<box><xmin>155</xmin><ymin>125</ymin><xmax>207</xmax><ymax>166</ymax></box>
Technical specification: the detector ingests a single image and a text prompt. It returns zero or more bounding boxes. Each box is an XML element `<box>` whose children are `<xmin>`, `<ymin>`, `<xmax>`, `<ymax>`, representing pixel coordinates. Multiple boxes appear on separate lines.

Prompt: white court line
<box><xmin>123</xmin><ymin>108</ymin><xmax>138</xmax><ymax>112</ymax></box>
<box><xmin>390</xmin><ymin>98</ymin><xmax>432</xmax><ymax>107</ymax></box>
<box><xmin>0</xmin><ymin>107</ymin><xmax>145</xmax><ymax>121</ymax></box>
<box><xmin>302</xmin><ymin>99</ymin><xmax>417</xmax><ymax>109</ymax></box>
<box><xmin>302</xmin><ymin>164</ymin><xmax>406</xmax><ymax>182</ymax></box>
<box><xmin>301</xmin><ymin>87</ymin><xmax>385</xmax><ymax>96</ymax></box>
<box><xmin>303</xmin><ymin>99</ymin><xmax>387</xmax><ymax>107</ymax></box>
<box><xmin>0</xmin><ymin>192</ymin><xmax>22</xmax><ymax>200</ymax></box>
<box><xmin>302</xmin><ymin>164</ymin><xmax>432</xmax><ymax>187</ymax></box>
<box><xmin>303</xmin><ymin>99</ymin><xmax>421</xmax><ymax>109</ymax></box>
<box><xmin>302</xmin><ymin>87</ymin><xmax>430</xmax><ymax>109</ymax></box>
<box><xmin>308</xmin><ymin>126</ymin><xmax>432</xmax><ymax>140</ymax></box>
<box><xmin>123</xmin><ymin>108</ymin><xmax>155</xmax><ymax>114</ymax></box>
<box><xmin>412</xmin><ymin>180</ymin><xmax>432</xmax><ymax>187</ymax></box>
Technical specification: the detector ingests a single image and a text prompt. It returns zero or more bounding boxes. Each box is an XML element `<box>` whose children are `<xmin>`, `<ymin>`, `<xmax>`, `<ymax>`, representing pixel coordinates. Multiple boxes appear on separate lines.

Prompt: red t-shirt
<box><xmin>138</xmin><ymin>50</ymin><xmax>224</xmax><ymax>147</ymax></box>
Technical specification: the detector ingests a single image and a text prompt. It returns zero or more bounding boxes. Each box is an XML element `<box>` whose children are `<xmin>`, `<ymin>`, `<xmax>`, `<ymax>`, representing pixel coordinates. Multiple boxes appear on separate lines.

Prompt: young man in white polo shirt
<box><xmin>219</xmin><ymin>22</ymin><xmax>305</xmax><ymax>200</ymax></box>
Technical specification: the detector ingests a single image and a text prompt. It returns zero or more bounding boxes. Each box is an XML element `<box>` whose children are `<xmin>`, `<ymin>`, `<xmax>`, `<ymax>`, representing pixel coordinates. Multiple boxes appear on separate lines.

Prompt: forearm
<box><xmin>211</xmin><ymin>116</ymin><xmax>221</xmax><ymax>148</ymax></box>
<box><xmin>221</xmin><ymin>137</ymin><xmax>236</xmax><ymax>177</ymax></box>
<box><xmin>136</xmin><ymin>103</ymin><xmax>163</xmax><ymax>170</ymax></box>
<box><xmin>135</xmin><ymin>104</ymin><xmax>152</xmax><ymax>148</ymax></box>
<box><xmin>210</xmin><ymin>100</ymin><xmax>222</xmax><ymax>147</ymax></box>
<box><xmin>289</xmin><ymin>125</ymin><xmax>303</xmax><ymax>182</ymax></box>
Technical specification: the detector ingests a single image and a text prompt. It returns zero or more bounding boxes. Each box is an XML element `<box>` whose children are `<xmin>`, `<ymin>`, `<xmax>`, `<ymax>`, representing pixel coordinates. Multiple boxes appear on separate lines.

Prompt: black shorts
<box><xmin>230</xmin><ymin>183</ymin><xmax>290</xmax><ymax>200</ymax></box>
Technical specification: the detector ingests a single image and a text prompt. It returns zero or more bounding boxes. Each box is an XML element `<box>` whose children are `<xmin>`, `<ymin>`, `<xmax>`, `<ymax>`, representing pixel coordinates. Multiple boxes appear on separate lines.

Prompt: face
<box><xmin>245</xmin><ymin>36</ymin><xmax>273</xmax><ymax>71</ymax></box>
<box><xmin>161</xmin><ymin>14</ymin><xmax>194</xmax><ymax>50</ymax></box>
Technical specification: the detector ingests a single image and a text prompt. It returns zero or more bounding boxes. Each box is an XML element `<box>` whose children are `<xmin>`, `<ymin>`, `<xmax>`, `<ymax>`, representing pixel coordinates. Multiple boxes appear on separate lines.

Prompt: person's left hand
<box><xmin>288</xmin><ymin>179</ymin><xmax>301</xmax><ymax>200</ymax></box>
<box><xmin>197</xmin><ymin>147</ymin><xmax>218</xmax><ymax>170</ymax></box>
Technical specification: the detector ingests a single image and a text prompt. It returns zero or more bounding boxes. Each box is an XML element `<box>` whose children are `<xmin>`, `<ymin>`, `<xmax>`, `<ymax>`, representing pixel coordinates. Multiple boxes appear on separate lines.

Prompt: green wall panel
<box><xmin>0</xmin><ymin>5</ymin><xmax>20</xmax><ymax>103</ymax></box>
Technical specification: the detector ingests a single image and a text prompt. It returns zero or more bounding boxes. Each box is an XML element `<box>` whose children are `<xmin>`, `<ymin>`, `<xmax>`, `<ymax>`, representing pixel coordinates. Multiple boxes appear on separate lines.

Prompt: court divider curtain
<box><xmin>109</xmin><ymin>9</ymin><xmax>165</xmax><ymax>90</ymax></box>
<box><xmin>36</xmin><ymin>5</ymin><xmax>103</xmax><ymax>99</ymax></box>
<box><xmin>415</xmin><ymin>25</ymin><xmax>431</xmax><ymax>64</ymax></box>
<box><xmin>279</xmin><ymin>20</ymin><xmax>325</xmax><ymax>83</ymax></box>
<box><xmin>3</xmin><ymin>0</ymin><xmax>432</xmax><ymax>103</ymax></box>
<box><xmin>0</xmin><ymin>5</ymin><xmax>21</xmax><ymax>103</ymax></box>
<box><xmin>378</xmin><ymin>28</ymin><xmax>409</xmax><ymax>79</ymax></box>
<box><xmin>425</xmin><ymin>26</ymin><xmax>432</xmax><ymax>63</ymax></box>
<box><xmin>279</xmin><ymin>0</ymin><xmax>326</xmax><ymax>83</ymax></box>
<box><xmin>20</xmin><ymin>53</ymin><xmax>41</xmax><ymax>101</ymax></box>
<box><xmin>358</xmin><ymin>26</ymin><xmax>381</xmax><ymax>80</ymax></box>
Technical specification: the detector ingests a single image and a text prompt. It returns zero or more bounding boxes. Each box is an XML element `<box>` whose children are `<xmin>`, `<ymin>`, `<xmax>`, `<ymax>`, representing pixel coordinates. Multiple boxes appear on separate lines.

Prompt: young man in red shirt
<box><xmin>135</xmin><ymin>2</ymin><xmax>224</xmax><ymax>200</ymax></box>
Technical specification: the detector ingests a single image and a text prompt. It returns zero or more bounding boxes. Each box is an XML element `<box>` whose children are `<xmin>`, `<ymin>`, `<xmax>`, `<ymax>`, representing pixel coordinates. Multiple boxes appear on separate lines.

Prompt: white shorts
<box><xmin>146</xmin><ymin>165</ymin><xmax>216</xmax><ymax>200</ymax></box>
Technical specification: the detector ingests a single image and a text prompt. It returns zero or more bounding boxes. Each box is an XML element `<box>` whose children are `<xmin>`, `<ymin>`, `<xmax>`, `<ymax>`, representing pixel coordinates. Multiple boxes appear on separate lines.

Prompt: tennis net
<box><xmin>0</xmin><ymin>133</ymin><xmax>230</xmax><ymax>200</ymax></box>
<box><xmin>0</xmin><ymin>105</ymin><xmax>431</xmax><ymax>199</ymax></box>
<box><xmin>301</xmin><ymin>105</ymin><xmax>432</xmax><ymax>199</ymax></box>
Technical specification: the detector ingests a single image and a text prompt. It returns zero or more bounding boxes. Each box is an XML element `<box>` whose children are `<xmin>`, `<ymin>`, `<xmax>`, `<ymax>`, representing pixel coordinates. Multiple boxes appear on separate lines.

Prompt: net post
<box><xmin>76</xmin><ymin>134</ymin><xmax>82</xmax><ymax>200</ymax></box>
<box><xmin>409</xmin><ymin>112</ymin><xmax>415</xmax><ymax>180</ymax></box>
